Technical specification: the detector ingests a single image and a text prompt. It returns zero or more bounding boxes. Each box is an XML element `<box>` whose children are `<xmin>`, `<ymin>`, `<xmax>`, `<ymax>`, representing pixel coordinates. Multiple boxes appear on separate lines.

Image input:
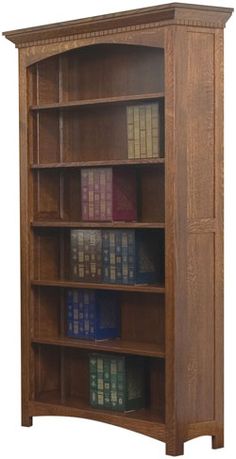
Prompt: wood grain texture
<box><xmin>4</xmin><ymin>3</ymin><xmax>232</xmax><ymax>454</ymax></box>
<box><xmin>3</xmin><ymin>3</ymin><xmax>233</xmax><ymax>48</ymax></box>
<box><xmin>19</xmin><ymin>49</ymin><xmax>33</xmax><ymax>428</ymax></box>
<box><xmin>212</xmin><ymin>28</ymin><xmax>224</xmax><ymax>450</ymax></box>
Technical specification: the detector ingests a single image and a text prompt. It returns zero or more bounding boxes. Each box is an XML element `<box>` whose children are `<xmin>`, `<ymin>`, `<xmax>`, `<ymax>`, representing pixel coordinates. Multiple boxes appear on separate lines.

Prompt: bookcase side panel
<box><xmin>19</xmin><ymin>49</ymin><xmax>34</xmax><ymax>426</ymax></box>
<box><xmin>173</xmin><ymin>27</ymin><xmax>223</xmax><ymax>436</ymax></box>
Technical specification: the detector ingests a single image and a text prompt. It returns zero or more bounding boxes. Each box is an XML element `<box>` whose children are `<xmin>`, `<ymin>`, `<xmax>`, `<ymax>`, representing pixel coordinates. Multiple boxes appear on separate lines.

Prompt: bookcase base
<box><xmin>27</xmin><ymin>398</ymin><xmax>222</xmax><ymax>456</ymax></box>
<box><xmin>22</xmin><ymin>411</ymin><xmax>33</xmax><ymax>427</ymax></box>
<box><xmin>212</xmin><ymin>428</ymin><xmax>224</xmax><ymax>449</ymax></box>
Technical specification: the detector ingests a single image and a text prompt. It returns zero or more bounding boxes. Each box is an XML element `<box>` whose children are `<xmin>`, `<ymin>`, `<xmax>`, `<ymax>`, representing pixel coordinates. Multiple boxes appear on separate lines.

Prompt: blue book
<box><xmin>135</xmin><ymin>229</ymin><xmax>164</xmax><ymax>284</ymax></box>
<box><xmin>66</xmin><ymin>289</ymin><xmax>120</xmax><ymax>341</ymax></box>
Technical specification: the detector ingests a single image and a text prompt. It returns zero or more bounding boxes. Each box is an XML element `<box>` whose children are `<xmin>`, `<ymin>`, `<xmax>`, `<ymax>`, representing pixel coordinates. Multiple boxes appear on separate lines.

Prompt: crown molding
<box><xmin>3</xmin><ymin>3</ymin><xmax>233</xmax><ymax>49</ymax></box>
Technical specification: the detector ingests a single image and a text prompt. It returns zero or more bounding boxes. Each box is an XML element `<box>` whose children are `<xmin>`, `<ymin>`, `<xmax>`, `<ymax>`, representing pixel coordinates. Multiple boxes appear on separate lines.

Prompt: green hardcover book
<box><xmin>103</xmin><ymin>357</ymin><xmax>111</xmax><ymax>409</ymax></box>
<box><xmin>89</xmin><ymin>355</ymin><xmax>98</xmax><ymax>406</ymax></box>
<box><xmin>125</xmin><ymin>356</ymin><xmax>146</xmax><ymax>411</ymax></box>
<box><xmin>97</xmin><ymin>356</ymin><xmax>104</xmax><ymax>408</ymax></box>
<box><xmin>110</xmin><ymin>357</ymin><xmax>118</xmax><ymax>409</ymax></box>
<box><xmin>89</xmin><ymin>354</ymin><xmax>145</xmax><ymax>412</ymax></box>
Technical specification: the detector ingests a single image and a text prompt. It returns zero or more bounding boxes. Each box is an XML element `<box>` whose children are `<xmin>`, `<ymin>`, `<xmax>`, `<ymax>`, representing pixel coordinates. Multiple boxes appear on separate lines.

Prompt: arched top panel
<box><xmin>29</xmin><ymin>43</ymin><xmax>164</xmax><ymax>105</ymax></box>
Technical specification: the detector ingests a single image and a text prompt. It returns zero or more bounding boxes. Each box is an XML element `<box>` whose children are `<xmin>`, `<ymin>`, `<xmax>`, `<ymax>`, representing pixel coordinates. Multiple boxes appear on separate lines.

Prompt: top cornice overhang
<box><xmin>3</xmin><ymin>2</ymin><xmax>234</xmax><ymax>49</ymax></box>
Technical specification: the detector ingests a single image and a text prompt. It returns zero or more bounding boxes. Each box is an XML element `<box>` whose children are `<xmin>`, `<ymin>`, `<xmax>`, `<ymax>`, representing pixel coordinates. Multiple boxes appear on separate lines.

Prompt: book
<box><xmin>102</xmin><ymin>229</ymin><xmax>164</xmax><ymax>284</ymax></box>
<box><xmin>70</xmin><ymin>230</ymin><xmax>102</xmax><ymax>282</ymax></box>
<box><xmin>67</xmin><ymin>289</ymin><xmax>120</xmax><ymax>340</ymax></box>
<box><xmin>81</xmin><ymin>167</ymin><xmax>137</xmax><ymax>222</ymax></box>
<box><xmin>89</xmin><ymin>353</ymin><xmax>145</xmax><ymax>412</ymax></box>
<box><xmin>126</xmin><ymin>102</ymin><xmax>164</xmax><ymax>159</ymax></box>
<box><xmin>71</xmin><ymin>229</ymin><xmax>164</xmax><ymax>285</ymax></box>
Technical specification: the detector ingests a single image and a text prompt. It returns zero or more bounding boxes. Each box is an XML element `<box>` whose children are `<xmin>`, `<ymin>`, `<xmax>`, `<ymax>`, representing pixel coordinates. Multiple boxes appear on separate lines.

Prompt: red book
<box><xmin>81</xmin><ymin>167</ymin><xmax>137</xmax><ymax>222</ymax></box>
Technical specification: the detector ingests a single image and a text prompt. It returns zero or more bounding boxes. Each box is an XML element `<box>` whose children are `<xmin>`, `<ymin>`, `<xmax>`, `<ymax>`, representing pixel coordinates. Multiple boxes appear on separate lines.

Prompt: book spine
<box><xmin>102</xmin><ymin>230</ymin><xmax>110</xmax><ymax>283</ymax></box>
<box><xmin>94</xmin><ymin>168</ymin><xmax>101</xmax><ymax>220</ymax></box>
<box><xmin>112</xmin><ymin>168</ymin><xmax>137</xmax><ymax>222</ymax></box>
<box><xmin>110</xmin><ymin>358</ymin><xmax>118</xmax><ymax>409</ymax></box>
<box><xmin>89</xmin><ymin>230</ymin><xmax>102</xmax><ymax>282</ymax></box>
<box><xmin>97</xmin><ymin>356</ymin><xmax>104</xmax><ymax>408</ymax></box>
<box><xmin>134</xmin><ymin>106</ymin><xmax>140</xmax><ymax>159</ymax></box>
<box><xmin>99</xmin><ymin>168</ymin><xmax>106</xmax><ymax>221</ymax></box>
<box><xmin>81</xmin><ymin>169</ymin><xmax>89</xmax><ymax>221</ymax></box>
<box><xmin>78</xmin><ymin>290</ymin><xmax>84</xmax><ymax>337</ymax></box>
<box><xmin>103</xmin><ymin>357</ymin><xmax>111</xmax><ymax>409</ymax></box>
<box><xmin>121</xmin><ymin>230</ymin><xmax>129</xmax><ymax>284</ymax></box>
<box><xmin>89</xmin><ymin>355</ymin><xmax>98</xmax><ymax>407</ymax></box>
<box><xmin>146</xmin><ymin>104</ymin><xmax>152</xmax><ymax>158</ymax></box>
<box><xmin>127</xmin><ymin>106</ymin><xmax>135</xmax><ymax>159</ymax></box>
<box><xmin>128</xmin><ymin>230</ymin><xmax>136</xmax><ymax>284</ymax></box>
<box><xmin>105</xmin><ymin>168</ymin><xmax>112</xmax><ymax>221</ymax></box>
<box><xmin>88</xmin><ymin>169</ymin><xmax>95</xmax><ymax>220</ymax></box>
<box><xmin>109</xmin><ymin>231</ymin><xmax>116</xmax><ymax>283</ymax></box>
<box><xmin>77</xmin><ymin>230</ymin><xmax>85</xmax><ymax>281</ymax></box>
<box><xmin>89</xmin><ymin>291</ymin><xmax>96</xmax><ymax>339</ymax></box>
<box><xmin>67</xmin><ymin>289</ymin><xmax>74</xmax><ymax>337</ymax></box>
<box><xmin>117</xmin><ymin>357</ymin><xmax>125</xmax><ymax>411</ymax></box>
<box><xmin>115</xmin><ymin>230</ymin><xmax>122</xmax><ymax>283</ymax></box>
<box><xmin>70</xmin><ymin>230</ymin><xmax>78</xmax><ymax>279</ymax></box>
<box><xmin>139</xmin><ymin>105</ymin><xmax>147</xmax><ymax>159</ymax></box>
<box><xmin>83</xmin><ymin>290</ymin><xmax>90</xmax><ymax>339</ymax></box>
<box><xmin>151</xmin><ymin>102</ymin><xmax>160</xmax><ymax>158</ymax></box>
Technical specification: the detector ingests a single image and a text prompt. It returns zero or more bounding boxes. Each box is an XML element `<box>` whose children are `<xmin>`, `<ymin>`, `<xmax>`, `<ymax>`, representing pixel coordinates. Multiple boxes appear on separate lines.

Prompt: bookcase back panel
<box><xmin>64</xmin><ymin>349</ymin><xmax>89</xmax><ymax>400</ymax></box>
<box><xmin>33</xmin><ymin>287</ymin><xmax>61</xmax><ymax>338</ymax></box>
<box><xmin>34</xmin><ymin>170</ymin><xmax>61</xmax><ymax>220</ymax></box>
<box><xmin>33</xmin><ymin>229</ymin><xmax>61</xmax><ymax>280</ymax></box>
<box><xmin>138</xmin><ymin>166</ymin><xmax>165</xmax><ymax>222</ymax></box>
<box><xmin>121</xmin><ymin>292</ymin><xmax>164</xmax><ymax>345</ymax></box>
<box><xmin>33</xmin><ymin>111</ymin><xmax>60</xmax><ymax>164</ymax></box>
<box><xmin>36</xmin><ymin>55</ymin><xmax>60</xmax><ymax>104</ymax></box>
<box><xmin>148</xmin><ymin>358</ymin><xmax>165</xmax><ymax>417</ymax></box>
<box><xmin>59</xmin><ymin>44</ymin><xmax>163</xmax><ymax>101</ymax></box>
<box><xmin>34</xmin><ymin>344</ymin><xmax>61</xmax><ymax>398</ymax></box>
<box><xmin>63</xmin><ymin>106</ymin><xmax>127</xmax><ymax>162</ymax></box>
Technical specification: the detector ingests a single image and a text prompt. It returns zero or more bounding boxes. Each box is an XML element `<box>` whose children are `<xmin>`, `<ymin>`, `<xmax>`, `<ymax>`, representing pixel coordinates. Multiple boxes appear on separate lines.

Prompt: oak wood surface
<box><xmin>4</xmin><ymin>2</ymin><xmax>232</xmax><ymax>455</ymax></box>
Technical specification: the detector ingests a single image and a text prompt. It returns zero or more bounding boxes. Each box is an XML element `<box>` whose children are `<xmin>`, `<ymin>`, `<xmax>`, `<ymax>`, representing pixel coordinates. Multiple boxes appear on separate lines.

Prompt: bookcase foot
<box><xmin>165</xmin><ymin>440</ymin><xmax>184</xmax><ymax>456</ymax></box>
<box><xmin>212</xmin><ymin>429</ymin><xmax>224</xmax><ymax>449</ymax></box>
<box><xmin>22</xmin><ymin>413</ymin><xmax>33</xmax><ymax>427</ymax></box>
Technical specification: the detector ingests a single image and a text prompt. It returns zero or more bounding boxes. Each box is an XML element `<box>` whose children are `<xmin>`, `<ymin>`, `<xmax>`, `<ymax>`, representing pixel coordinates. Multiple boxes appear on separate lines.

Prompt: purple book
<box><xmin>81</xmin><ymin>167</ymin><xmax>137</xmax><ymax>222</ymax></box>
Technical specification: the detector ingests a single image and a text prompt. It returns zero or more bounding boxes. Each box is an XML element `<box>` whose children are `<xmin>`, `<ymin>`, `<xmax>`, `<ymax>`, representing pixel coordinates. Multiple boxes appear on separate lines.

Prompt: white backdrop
<box><xmin>0</xmin><ymin>1</ymin><xmax>235</xmax><ymax>458</ymax></box>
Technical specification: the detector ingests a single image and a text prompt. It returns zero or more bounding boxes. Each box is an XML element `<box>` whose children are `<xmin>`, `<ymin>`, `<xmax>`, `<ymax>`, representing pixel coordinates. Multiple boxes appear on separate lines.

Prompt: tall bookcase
<box><xmin>3</xmin><ymin>3</ymin><xmax>233</xmax><ymax>456</ymax></box>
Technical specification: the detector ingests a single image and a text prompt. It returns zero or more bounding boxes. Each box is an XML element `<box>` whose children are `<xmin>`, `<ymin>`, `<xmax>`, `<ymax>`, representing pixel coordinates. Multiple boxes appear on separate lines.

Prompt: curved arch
<box><xmin>25</xmin><ymin>32</ymin><xmax>165</xmax><ymax>67</ymax></box>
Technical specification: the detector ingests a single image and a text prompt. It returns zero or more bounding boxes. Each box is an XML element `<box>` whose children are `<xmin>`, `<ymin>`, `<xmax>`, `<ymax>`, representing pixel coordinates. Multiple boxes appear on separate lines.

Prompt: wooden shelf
<box><xmin>29</xmin><ymin>391</ymin><xmax>166</xmax><ymax>441</ymax></box>
<box><xmin>30</xmin><ymin>158</ymin><xmax>165</xmax><ymax>170</ymax></box>
<box><xmin>31</xmin><ymin>279</ymin><xmax>165</xmax><ymax>294</ymax></box>
<box><xmin>30</xmin><ymin>92</ymin><xmax>165</xmax><ymax>111</ymax></box>
<box><xmin>31</xmin><ymin>336</ymin><xmax>165</xmax><ymax>358</ymax></box>
<box><xmin>31</xmin><ymin>221</ymin><xmax>165</xmax><ymax>229</ymax></box>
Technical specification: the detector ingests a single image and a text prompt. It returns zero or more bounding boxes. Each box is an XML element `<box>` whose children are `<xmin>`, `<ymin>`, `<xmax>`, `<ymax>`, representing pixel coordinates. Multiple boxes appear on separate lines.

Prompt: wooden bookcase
<box><xmin>3</xmin><ymin>3</ymin><xmax>233</xmax><ymax>456</ymax></box>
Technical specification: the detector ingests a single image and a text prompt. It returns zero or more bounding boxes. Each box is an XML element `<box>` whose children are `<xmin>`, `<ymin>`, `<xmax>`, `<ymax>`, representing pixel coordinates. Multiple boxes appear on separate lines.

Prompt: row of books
<box><xmin>71</xmin><ymin>229</ymin><xmax>164</xmax><ymax>284</ymax></box>
<box><xmin>67</xmin><ymin>289</ymin><xmax>120</xmax><ymax>340</ymax></box>
<box><xmin>90</xmin><ymin>353</ymin><xmax>145</xmax><ymax>412</ymax></box>
<box><xmin>81</xmin><ymin>167</ymin><xmax>137</xmax><ymax>222</ymax></box>
<box><xmin>127</xmin><ymin>101</ymin><xmax>164</xmax><ymax>160</ymax></box>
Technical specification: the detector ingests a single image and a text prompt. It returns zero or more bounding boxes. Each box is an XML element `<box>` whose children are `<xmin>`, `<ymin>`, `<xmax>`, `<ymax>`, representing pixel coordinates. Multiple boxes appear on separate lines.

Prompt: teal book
<box><xmin>89</xmin><ymin>353</ymin><xmax>145</xmax><ymax>412</ymax></box>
